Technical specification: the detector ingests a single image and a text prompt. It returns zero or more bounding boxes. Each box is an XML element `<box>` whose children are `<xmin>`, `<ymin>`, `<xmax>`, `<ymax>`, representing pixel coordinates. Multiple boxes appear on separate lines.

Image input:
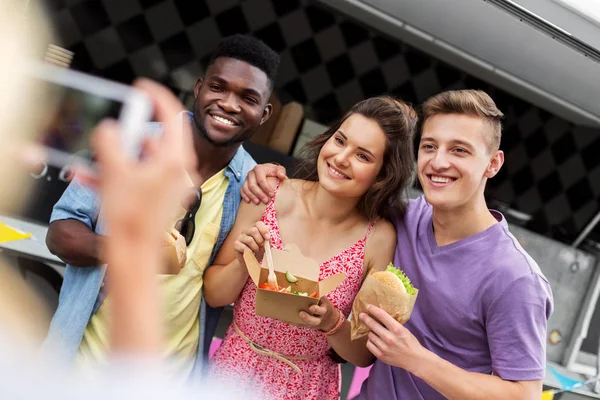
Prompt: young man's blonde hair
<box><xmin>422</xmin><ymin>90</ymin><xmax>504</xmax><ymax>153</ymax></box>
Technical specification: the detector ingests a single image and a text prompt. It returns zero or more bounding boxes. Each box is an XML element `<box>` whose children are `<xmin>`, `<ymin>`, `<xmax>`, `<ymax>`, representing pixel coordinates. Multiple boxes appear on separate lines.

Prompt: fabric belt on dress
<box><xmin>233</xmin><ymin>320</ymin><xmax>319</xmax><ymax>373</ymax></box>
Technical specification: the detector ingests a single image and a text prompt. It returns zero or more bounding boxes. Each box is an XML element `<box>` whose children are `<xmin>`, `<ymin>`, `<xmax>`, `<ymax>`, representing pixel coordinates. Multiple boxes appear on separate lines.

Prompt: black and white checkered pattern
<box><xmin>43</xmin><ymin>0</ymin><xmax>600</xmax><ymax>245</ymax></box>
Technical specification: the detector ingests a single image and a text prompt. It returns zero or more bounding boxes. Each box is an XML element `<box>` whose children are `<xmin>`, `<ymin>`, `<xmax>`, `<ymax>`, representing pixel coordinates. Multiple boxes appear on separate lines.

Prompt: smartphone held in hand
<box><xmin>26</xmin><ymin>62</ymin><xmax>153</xmax><ymax>171</ymax></box>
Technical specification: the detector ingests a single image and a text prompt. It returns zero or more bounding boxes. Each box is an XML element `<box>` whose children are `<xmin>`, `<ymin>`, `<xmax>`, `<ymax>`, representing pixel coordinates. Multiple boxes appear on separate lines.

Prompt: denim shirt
<box><xmin>44</xmin><ymin>112</ymin><xmax>256</xmax><ymax>379</ymax></box>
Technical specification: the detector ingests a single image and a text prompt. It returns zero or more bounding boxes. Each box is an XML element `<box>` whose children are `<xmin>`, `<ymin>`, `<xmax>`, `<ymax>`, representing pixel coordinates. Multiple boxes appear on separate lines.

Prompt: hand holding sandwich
<box><xmin>360</xmin><ymin>304</ymin><xmax>431</xmax><ymax>376</ymax></box>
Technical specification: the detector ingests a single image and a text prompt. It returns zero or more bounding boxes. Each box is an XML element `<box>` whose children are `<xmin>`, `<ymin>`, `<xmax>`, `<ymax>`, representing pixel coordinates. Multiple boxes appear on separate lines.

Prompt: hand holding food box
<box><xmin>350</xmin><ymin>263</ymin><xmax>418</xmax><ymax>340</ymax></box>
<box><xmin>243</xmin><ymin>244</ymin><xmax>346</xmax><ymax>325</ymax></box>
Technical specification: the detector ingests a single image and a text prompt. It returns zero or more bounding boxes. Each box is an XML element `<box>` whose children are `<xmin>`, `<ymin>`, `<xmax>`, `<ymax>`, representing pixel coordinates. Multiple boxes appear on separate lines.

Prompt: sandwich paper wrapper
<box><xmin>243</xmin><ymin>244</ymin><xmax>346</xmax><ymax>325</ymax></box>
<box><xmin>161</xmin><ymin>230</ymin><xmax>186</xmax><ymax>275</ymax></box>
<box><xmin>163</xmin><ymin>240</ymin><xmax>183</xmax><ymax>274</ymax></box>
<box><xmin>350</xmin><ymin>271</ymin><xmax>418</xmax><ymax>340</ymax></box>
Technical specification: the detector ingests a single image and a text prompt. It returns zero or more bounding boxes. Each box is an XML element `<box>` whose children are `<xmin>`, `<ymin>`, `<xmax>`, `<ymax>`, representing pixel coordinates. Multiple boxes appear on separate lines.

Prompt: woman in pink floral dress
<box><xmin>203</xmin><ymin>97</ymin><xmax>418</xmax><ymax>400</ymax></box>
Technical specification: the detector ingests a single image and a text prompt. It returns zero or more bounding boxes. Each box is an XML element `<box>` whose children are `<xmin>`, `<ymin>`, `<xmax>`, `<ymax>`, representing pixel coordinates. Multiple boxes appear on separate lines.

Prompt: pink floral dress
<box><xmin>210</xmin><ymin>184</ymin><xmax>376</xmax><ymax>400</ymax></box>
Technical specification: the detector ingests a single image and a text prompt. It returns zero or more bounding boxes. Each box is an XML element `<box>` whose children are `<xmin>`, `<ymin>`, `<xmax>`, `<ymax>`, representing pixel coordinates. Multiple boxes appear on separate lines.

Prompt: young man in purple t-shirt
<box><xmin>239</xmin><ymin>89</ymin><xmax>553</xmax><ymax>399</ymax></box>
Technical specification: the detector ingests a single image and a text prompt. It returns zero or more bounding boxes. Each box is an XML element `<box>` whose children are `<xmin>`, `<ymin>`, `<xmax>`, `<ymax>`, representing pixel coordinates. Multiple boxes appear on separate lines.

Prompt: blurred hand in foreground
<box><xmin>90</xmin><ymin>78</ymin><xmax>198</xmax><ymax>354</ymax></box>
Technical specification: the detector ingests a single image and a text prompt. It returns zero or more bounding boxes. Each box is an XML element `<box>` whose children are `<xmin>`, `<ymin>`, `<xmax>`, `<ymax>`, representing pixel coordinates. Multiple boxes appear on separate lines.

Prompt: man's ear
<box><xmin>193</xmin><ymin>78</ymin><xmax>203</xmax><ymax>98</ymax></box>
<box><xmin>259</xmin><ymin>103</ymin><xmax>273</xmax><ymax>126</ymax></box>
<box><xmin>485</xmin><ymin>150</ymin><xmax>504</xmax><ymax>179</ymax></box>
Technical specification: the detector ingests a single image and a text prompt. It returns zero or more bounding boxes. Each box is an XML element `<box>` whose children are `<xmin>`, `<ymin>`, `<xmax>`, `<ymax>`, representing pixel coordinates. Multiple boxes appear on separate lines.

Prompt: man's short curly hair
<box><xmin>207</xmin><ymin>34</ymin><xmax>280</xmax><ymax>89</ymax></box>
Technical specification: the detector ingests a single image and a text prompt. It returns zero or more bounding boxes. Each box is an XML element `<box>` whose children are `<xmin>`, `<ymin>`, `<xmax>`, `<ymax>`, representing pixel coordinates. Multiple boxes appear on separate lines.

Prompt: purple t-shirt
<box><xmin>359</xmin><ymin>196</ymin><xmax>553</xmax><ymax>400</ymax></box>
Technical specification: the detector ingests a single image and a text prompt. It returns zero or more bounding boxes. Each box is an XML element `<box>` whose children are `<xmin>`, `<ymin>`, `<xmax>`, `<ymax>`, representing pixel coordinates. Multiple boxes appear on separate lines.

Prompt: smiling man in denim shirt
<box><xmin>44</xmin><ymin>34</ymin><xmax>279</xmax><ymax>379</ymax></box>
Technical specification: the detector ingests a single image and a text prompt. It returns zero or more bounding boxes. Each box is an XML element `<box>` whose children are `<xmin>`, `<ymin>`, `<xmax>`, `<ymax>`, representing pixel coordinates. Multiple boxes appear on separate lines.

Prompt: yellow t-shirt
<box><xmin>76</xmin><ymin>168</ymin><xmax>228</xmax><ymax>378</ymax></box>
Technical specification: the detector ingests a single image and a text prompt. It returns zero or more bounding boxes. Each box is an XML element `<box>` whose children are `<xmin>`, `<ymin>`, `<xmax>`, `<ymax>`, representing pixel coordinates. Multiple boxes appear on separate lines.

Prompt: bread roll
<box><xmin>372</xmin><ymin>270</ymin><xmax>407</xmax><ymax>294</ymax></box>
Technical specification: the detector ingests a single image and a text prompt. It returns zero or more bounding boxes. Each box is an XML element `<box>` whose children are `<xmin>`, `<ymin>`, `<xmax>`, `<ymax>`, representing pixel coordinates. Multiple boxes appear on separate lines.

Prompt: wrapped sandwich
<box><xmin>162</xmin><ymin>228</ymin><xmax>187</xmax><ymax>274</ymax></box>
<box><xmin>350</xmin><ymin>263</ymin><xmax>418</xmax><ymax>340</ymax></box>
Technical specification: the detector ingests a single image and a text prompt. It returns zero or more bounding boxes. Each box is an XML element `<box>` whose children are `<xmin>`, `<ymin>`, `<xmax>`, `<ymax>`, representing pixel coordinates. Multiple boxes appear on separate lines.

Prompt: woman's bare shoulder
<box><xmin>364</xmin><ymin>218</ymin><xmax>397</xmax><ymax>272</ymax></box>
<box><xmin>372</xmin><ymin>218</ymin><xmax>396</xmax><ymax>242</ymax></box>
<box><xmin>274</xmin><ymin>179</ymin><xmax>309</xmax><ymax>214</ymax></box>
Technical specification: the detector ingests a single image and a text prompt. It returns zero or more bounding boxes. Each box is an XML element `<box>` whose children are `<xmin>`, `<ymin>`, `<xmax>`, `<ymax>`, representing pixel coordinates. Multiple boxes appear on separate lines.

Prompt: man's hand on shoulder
<box><xmin>241</xmin><ymin>163</ymin><xmax>287</xmax><ymax>205</ymax></box>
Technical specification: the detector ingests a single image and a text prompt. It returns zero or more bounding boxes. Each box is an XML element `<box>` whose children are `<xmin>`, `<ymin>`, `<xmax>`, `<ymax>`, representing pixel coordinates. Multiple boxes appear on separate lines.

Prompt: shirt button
<box><xmin>236</xmin><ymin>172</ymin><xmax>241</xmax><ymax>177</ymax></box>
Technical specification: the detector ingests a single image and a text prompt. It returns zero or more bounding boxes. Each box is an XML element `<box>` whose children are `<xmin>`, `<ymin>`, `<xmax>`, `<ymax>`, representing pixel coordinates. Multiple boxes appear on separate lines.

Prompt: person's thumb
<box><xmin>91</xmin><ymin>119</ymin><xmax>125</xmax><ymax>173</ymax></box>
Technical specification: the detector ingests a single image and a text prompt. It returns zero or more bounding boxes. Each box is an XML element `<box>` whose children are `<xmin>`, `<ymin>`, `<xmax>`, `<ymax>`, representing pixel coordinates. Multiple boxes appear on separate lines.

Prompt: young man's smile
<box><xmin>426</xmin><ymin>174</ymin><xmax>457</xmax><ymax>187</ymax></box>
<box><xmin>208</xmin><ymin>112</ymin><xmax>240</xmax><ymax>127</ymax></box>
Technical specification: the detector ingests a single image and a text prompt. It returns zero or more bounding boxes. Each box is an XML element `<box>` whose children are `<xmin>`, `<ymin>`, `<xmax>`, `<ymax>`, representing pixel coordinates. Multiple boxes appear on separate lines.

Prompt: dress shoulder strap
<box><xmin>363</xmin><ymin>217</ymin><xmax>379</xmax><ymax>240</ymax></box>
<box><xmin>266</xmin><ymin>179</ymin><xmax>282</xmax><ymax>208</ymax></box>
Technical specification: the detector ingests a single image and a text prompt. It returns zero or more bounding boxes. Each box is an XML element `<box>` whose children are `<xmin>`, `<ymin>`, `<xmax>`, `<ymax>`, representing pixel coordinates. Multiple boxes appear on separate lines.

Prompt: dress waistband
<box><xmin>233</xmin><ymin>321</ymin><xmax>320</xmax><ymax>373</ymax></box>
